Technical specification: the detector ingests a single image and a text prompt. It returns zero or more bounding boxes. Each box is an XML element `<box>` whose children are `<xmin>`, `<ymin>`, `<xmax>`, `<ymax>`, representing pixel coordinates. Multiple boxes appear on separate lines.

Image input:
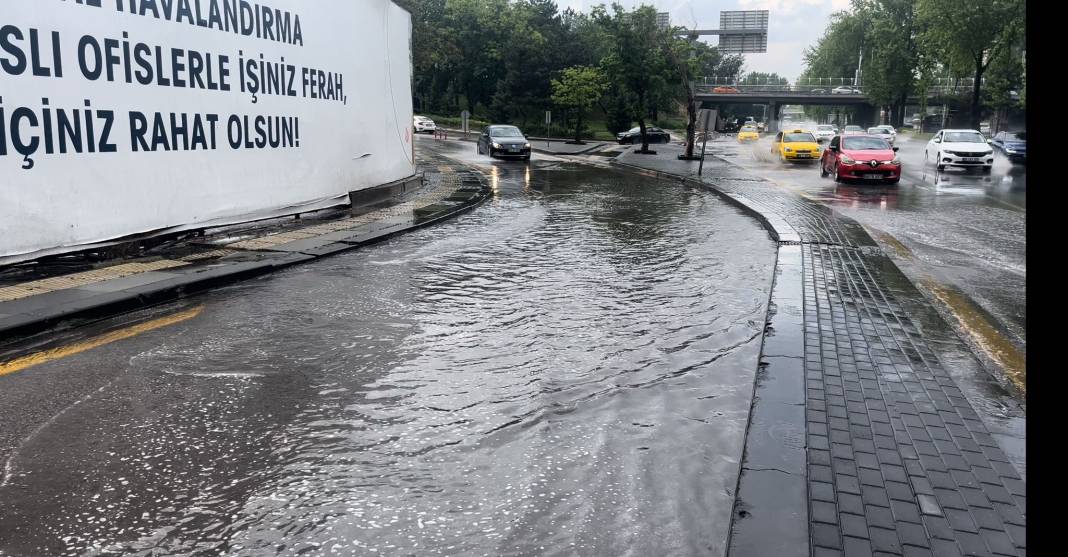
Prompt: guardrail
<box><xmin>695</xmin><ymin>76</ymin><xmax>981</xmax><ymax>96</ymax></box>
<box><xmin>694</xmin><ymin>84</ymin><xmax>975</xmax><ymax>96</ymax></box>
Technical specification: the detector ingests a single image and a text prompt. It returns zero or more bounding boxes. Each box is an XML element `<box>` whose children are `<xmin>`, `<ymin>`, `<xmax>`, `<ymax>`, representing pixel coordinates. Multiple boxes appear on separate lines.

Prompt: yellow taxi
<box><xmin>772</xmin><ymin>129</ymin><xmax>821</xmax><ymax>162</ymax></box>
<box><xmin>737</xmin><ymin>125</ymin><xmax>760</xmax><ymax>142</ymax></box>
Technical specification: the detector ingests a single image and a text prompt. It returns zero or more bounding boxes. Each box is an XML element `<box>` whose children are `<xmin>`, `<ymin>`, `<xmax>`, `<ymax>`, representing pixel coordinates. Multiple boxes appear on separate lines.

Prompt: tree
<box><xmin>863</xmin><ymin>0</ymin><xmax>920</xmax><ymax>127</ymax></box>
<box><xmin>917</xmin><ymin>0</ymin><xmax>1025</xmax><ymax>128</ymax></box>
<box><xmin>667</xmin><ymin>38</ymin><xmax>743</xmax><ymax>158</ymax></box>
<box><xmin>982</xmin><ymin>44</ymin><xmax>1025</xmax><ymax>132</ymax></box>
<box><xmin>598</xmin><ymin>4</ymin><xmax>675</xmax><ymax>154</ymax></box>
<box><xmin>551</xmin><ymin>66</ymin><xmax>609</xmax><ymax>143</ymax></box>
<box><xmin>739</xmin><ymin>72</ymin><xmax>789</xmax><ymax>87</ymax></box>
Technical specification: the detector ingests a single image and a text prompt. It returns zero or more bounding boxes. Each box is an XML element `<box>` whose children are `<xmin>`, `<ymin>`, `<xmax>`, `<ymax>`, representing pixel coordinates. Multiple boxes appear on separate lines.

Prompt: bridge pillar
<box><xmin>767</xmin><ymin>102</ymin><xmax>782</xmax><ymax>132</ymax></box>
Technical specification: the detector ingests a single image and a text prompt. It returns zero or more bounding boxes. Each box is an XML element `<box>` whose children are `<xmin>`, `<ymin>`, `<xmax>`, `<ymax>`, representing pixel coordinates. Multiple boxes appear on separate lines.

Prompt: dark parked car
<box><xmin>617</xmin><ymin>127</ymin><xmax>671</xmax><ymax>145</ymax></box>
<box><xmin>990</xmin><ymin>131</ymin><xmax>1026</xmax><ymax>163</ymax></box>
<box><xmin>477</xmin><ymin>125</ymin><xmax>531</xmax><ymax>160</ymax></box>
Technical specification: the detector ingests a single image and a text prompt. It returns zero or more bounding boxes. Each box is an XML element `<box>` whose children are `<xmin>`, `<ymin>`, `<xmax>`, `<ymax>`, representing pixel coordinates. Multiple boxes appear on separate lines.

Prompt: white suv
<box><xmin>925</xmin><ymin>129</ymin><xmax>994</xmax><ymax>172</ymax></box>
<box><xmin>413</xmin><ymin>115</ymin><xmax>437</xmax><ymax>134</ymax></box>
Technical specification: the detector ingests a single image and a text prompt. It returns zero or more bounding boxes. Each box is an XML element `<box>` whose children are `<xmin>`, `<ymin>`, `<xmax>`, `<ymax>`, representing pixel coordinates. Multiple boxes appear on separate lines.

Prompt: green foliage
<box><xmin>552</xmin><ymin>66</ymin><xmax>609</xmax><ymax>111</ymax></box>
<box><xmin>916</xmin><ymin>0</ymin><xmax>1024</xmax><ymax>126</ymax></box>
<box><xmin>739</xmin><ymin>72</ymin><xmax>789</xmax><ymax>86</ymax></box>
<box><xmin>552</xmin><ymin>65</ymin><xmax>609</xmax><ymax>141</ymax></box>
<box><xmin>406</xmin><ymin>0</ymin><xmax>741</xmax><ymax>140</ymax></box>
<box><xmin>800</xmin><ymin>0</ymin><xmax>1025</xmax><ymax>127</ymax></box>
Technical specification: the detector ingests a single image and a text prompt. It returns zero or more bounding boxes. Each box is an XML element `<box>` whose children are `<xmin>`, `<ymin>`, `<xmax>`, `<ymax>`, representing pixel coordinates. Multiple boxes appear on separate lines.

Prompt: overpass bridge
<box><xmin>695</xmin><ymin>78</ymin><xmax>974</xmax><ymax>131</ymax></box>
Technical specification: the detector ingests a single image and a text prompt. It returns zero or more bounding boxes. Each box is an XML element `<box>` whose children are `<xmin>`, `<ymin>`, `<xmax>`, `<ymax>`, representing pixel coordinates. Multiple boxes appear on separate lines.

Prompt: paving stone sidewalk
<box><xmin>613</xmin><ymin>147</ymin><xmax>1025</xmax><ymax>557</ymax></box>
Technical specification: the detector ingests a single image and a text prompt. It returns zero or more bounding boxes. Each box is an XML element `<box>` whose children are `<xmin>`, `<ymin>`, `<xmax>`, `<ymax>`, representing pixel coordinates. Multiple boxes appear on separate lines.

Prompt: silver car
<box><xmin>867</xmin><ymin>127</ymin><xmax>896</xmax><ymax>145</ymax></box>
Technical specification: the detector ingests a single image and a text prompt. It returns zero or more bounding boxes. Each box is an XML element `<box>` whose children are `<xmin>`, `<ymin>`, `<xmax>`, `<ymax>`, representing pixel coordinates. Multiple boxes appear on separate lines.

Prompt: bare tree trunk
<box><xmin>684</xmin><ymin>84</ymin><xmax>697</xmax><ymax>158</ymax></box>
<box><xmin>638</xmin><ymin>90</ymin><xmax>651</xmax><ymax>153</ymax></box>
<box><xmin>971</xmin><ymin>55</ymin><xmax>984</xmax><ymax>129</ymax></box>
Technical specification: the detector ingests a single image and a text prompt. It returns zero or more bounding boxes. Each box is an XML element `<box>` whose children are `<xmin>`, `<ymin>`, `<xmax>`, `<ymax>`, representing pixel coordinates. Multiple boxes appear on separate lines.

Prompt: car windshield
<box><xmin>842</xmin><ymin>137</ymin><xmax>890</xmax><ymax>150</ymax></box>
<box><xmin>1010</xmin><ymin>132</ymin><xmax>1026</xmax><ymax>140</ymax></box>
<box><xmin>489</xmin><ymin>126</ymin><xmax>523</xmax><ymax>137</ymax></box>
<box><xmin>784</xmin><ymin>133</ymin><xmax>816</xmax><ymax>143</ymax></box>
<box><xmin>943</xmin><ymin>131</ymin><xmax>985</xmax><ymax>143</ymax></box>
<box><xmin>817</xmin><ymin>125</ymin><xmax>834</xmax><ymax>131</ymax></box>
<box><xmin>741</xmin><ymin>126</ymin><xmax>757</xmax><ymax>132</ymax></box>
<box><xmin>867</xmin><ymin>128</ymin><xmax>889</xmax><ymax>134</ymax></box>
<box><xmin>845</xmin><ymin>126</ymin><xmax>863</xmax><ymax>131</ymax></box>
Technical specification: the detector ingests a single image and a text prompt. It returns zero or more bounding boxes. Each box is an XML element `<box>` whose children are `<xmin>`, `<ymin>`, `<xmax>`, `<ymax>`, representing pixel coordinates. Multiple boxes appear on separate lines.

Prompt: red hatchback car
<box><xmin>820</xmin><ymin>135</ymin><xmax>902</xmax><ymax>184</ymax></box>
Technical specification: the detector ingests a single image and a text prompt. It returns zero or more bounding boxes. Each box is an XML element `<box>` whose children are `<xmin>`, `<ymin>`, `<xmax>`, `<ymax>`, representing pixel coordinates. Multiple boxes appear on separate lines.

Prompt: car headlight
<box><xmin>492</xmin><ymin>142</ymin><xmax>502</xmax><ymax>149</ymax></box>
<box><xmin>840</xmin><ymin>155</ymin><xmax>855</xmax><ymax>164</ymax></box>
<box><xmin>890</xmin><ymin>157</ymin><xmax>902</xmax><ymax>165</ymax></box>
<box><xmin>1005</xmin><ymin>148</ymin><xmax>1016</xmax><ymax>154</ymax></box>
<box><xmin>524</xmin><ymin>142</ymin><xmax>531</xmax><ymax>148</ymax></box>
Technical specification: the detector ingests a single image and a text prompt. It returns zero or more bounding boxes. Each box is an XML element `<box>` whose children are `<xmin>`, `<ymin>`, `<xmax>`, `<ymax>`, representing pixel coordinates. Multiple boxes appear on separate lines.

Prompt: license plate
<box><xmin>962</xmin><ymin>157</ymin><xmax>980</xmax><ymax>162</ymax></box>
<box><xmin>509</xmin><ymin>148</ymin><xmax>519</xmax><ymax>153</ymax></box>
<box><xmin>795</xmin><ymin>154</ymin><xmax>811</xmax><ymax>158</ymax></box>
<box><xmin>863</xmin><ymin>174</ymin><xmax>883</xmax><ymax>179</ymax></box>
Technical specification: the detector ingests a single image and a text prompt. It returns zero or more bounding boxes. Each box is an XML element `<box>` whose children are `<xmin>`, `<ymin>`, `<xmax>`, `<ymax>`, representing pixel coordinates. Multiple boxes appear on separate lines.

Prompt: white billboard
<box><xmin>1</xmin><ymin>0</ymin><xmax>415</xmax><ymax>265</ymax></box>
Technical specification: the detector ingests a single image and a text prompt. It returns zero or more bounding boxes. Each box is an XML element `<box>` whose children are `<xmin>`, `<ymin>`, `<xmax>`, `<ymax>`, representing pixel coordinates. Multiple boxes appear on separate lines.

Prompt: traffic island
<box><xmin>0</xmin><ymin>153</ymin><xmax>492</xmax><ymax>346</ymax></box>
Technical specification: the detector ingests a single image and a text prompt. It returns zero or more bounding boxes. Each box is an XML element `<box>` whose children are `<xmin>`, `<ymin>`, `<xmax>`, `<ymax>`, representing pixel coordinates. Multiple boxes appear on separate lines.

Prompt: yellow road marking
<box><xmin>920</xmin><ymin>280</ymin><xmax>1026</xmax><ymax>393</ymax></box>
<box><xmin>0</xmin><ymin>306</ymin><xmax>204</xmax><ymax>378</ymax></box>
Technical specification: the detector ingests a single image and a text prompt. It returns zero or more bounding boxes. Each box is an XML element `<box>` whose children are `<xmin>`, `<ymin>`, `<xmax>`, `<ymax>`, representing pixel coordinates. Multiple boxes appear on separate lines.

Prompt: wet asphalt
<box><xmin>713</xmin><ymin>133</ymin><xmax>1025</xmax><ymax>352</ymax></box>
<box><xmin>0</xmin><ymin>140</ymin><xmax>778</xmax><ymax>556</ymax></box>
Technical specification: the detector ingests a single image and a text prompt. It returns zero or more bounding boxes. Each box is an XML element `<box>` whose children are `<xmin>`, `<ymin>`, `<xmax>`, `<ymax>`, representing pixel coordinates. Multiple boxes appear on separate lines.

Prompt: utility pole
<box><xmin>855</xmin><ymin>47</ymin><xmax>863</xmax><ymax>87</ymax></box>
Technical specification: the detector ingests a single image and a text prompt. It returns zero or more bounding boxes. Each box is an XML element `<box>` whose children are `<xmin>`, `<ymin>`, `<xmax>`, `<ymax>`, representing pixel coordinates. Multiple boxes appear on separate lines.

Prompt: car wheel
<box><xmin>833</xmin><ymin>164</ymin><xmax>844</xmax><ymax>183</ymax></box>
<box><xmin>820</xmin><ymin>160</ymin><xmax>829</xmax><ymax>177</ymax></box>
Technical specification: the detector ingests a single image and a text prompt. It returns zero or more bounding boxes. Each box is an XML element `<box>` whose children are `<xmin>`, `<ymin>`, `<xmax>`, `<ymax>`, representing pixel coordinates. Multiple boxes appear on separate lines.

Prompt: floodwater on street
<box><xmin>716</xmin><ymin>132</ymin><xmax>1025</xmax><ymax>349</ymax></box>
<box><xmin>0</xmin><ymin>145</ymin><xmax>777</xmax><ymax>556</ymax></box>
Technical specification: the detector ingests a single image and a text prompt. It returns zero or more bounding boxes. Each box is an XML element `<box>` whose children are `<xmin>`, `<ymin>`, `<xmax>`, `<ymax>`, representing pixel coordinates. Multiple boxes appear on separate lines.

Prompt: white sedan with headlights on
<box><xmin>925</xmin><ymin>129</ymin><xmax>995</xmax><ymax>173</ymax></box>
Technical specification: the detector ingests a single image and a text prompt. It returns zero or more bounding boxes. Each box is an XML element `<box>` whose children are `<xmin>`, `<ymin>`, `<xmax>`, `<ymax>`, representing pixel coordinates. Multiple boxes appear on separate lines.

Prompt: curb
<box><xmin>0</xmin><ymin>170</ymin><xmax>492</xmax><ymax>345</ymax></box>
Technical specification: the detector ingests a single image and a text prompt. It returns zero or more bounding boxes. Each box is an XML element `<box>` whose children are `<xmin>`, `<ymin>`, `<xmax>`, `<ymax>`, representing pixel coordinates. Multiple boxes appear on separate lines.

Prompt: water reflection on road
<box><xmin>0</xmin><ymin>154</ymin><xmax>776</xmax><ymax>556</ymax></box>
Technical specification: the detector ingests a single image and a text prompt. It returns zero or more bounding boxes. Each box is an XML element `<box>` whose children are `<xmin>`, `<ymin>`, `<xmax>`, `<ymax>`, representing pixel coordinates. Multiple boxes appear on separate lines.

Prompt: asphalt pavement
<box><xmin>0</xmin><ymin>137</ymin><xmax>778</xmax><ymax>556</ymax></box>
<box><xmin>712</xmin><ymin>132</ymin><xmax>1025</xmax><ymax>381</ymax></box>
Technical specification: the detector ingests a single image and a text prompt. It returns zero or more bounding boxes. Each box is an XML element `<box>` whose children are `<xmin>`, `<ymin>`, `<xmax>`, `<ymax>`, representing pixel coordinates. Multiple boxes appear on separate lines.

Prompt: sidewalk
<box><xmin>612</xmin><ymin>146</ymin><xmax>1026</xmax><ymax>557</ymax></box>
<box><xmin>0</xmin><ymin>153</ymin><xmax>491</xmax><ymax>344</ymax></box>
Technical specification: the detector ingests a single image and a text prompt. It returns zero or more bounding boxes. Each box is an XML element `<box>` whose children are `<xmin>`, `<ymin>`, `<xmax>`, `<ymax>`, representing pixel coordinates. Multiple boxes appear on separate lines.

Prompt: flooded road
<box><xmin>715</xmin><ymin>133</ymin><xmax>1026</xmax><ymax>354</ymax></box>
<box><xmin>0</xmin><ymin>142</ymin><xmax>777</xmax><ymax>556</ymax></box>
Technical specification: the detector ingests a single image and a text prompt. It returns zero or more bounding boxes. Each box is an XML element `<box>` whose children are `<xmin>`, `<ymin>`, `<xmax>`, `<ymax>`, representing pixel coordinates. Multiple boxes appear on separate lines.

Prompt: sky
<box><xmin>555</xmin><ymin>0</ymin><xmax>853</xmax><ymax>81</ymax></box>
